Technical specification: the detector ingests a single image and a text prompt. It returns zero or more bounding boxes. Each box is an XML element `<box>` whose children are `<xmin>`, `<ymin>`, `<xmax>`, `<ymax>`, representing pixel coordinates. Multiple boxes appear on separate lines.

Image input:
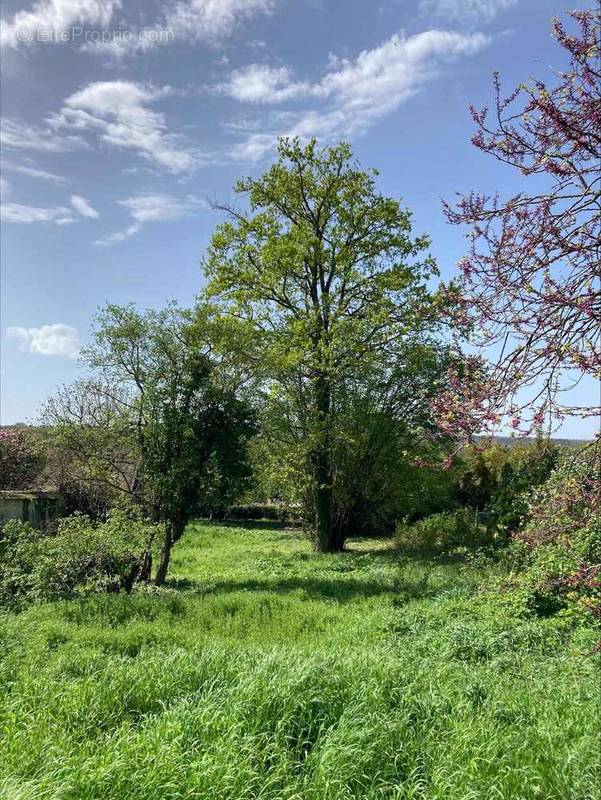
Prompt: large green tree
<box><xmin>204</xmin><ymin>138</ymin><xmax>449</xmax><ymax>551</ymax></box>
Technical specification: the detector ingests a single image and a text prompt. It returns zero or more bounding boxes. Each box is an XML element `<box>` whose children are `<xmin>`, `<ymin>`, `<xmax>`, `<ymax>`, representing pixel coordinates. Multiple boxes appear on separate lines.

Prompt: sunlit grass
<box><xmin>0</xmin><ymin>522</ymin><xmax>598</xmax><ymax>799</ymax></box>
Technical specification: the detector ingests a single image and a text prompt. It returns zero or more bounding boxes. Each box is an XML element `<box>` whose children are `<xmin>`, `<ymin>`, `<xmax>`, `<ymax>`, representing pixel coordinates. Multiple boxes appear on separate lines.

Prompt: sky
<box><xmin>0</xmin><ymin>0</ymin><xmax>597</xmax><ymax>436</ymax></box>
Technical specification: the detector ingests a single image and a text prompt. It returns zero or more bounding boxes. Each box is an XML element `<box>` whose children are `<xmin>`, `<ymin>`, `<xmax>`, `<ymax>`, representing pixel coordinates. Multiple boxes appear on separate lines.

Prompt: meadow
<box><xmin>1</xmin><ymin>522</ymin><xmax>598</xmax><ymax>800</ymax></box>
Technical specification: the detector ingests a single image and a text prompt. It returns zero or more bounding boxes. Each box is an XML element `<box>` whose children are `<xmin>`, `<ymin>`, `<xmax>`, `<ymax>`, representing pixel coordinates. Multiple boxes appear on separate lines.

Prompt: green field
<box><xmin>1</xmin><ymin>523</ymin><xmax>598</xmax><ymax>799</ymax></box>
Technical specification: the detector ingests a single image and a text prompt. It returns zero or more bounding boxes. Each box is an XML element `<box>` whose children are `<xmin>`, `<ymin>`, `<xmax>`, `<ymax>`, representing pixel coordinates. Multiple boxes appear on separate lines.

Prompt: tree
<box><xmin>43</xmin><ymin>380</ymin><xmax>140</xmax><ymax>518</ymax></box>
<box><xmin>440</xmin><ymin>9</ymin><xmax>600</xmax><ymax>436</ymax></box>
<box><xmin>203</xmin><ymin>138</ymin><xmax>449</xmax><ymax>551</ymax></box>
<box><xmin>0</xmin><ymin>429</ymin><xmax>45</xmax><ymax>490</ymax></box>
<box><xmin>43</xmin><ymin>304</ymin><xmax>255</xmax><ymax>584</ymax></box>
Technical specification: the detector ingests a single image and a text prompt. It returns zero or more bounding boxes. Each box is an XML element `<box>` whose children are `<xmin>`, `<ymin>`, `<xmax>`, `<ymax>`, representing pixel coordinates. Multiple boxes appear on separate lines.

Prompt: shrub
<box><xmin>513</xmin><ymin>443</ymin><xmax>600</xmax><ymax>619</ymax></box>
<box><xmin>0</xmin><ymin>510</ymin><xmax>162</xmax><ymax>608</ymax></box>
<box><xmin>490</xmin><ymin>439</ymin><xmax>559</xmax><ymax>538</ymax></box>
<box><xmin>0</xmin><ymin>519</ymin><xmax>43</xmax><ymax>605</ymax></box>
<box><xmin>451</xmin><ymin>439</ymin><xmax>559</xmax><ymax>537</ymax></box>
<box><xmin>395</xmin><ymin>509</ymin><xmax>491</xmax><ymax>555</ymax></box>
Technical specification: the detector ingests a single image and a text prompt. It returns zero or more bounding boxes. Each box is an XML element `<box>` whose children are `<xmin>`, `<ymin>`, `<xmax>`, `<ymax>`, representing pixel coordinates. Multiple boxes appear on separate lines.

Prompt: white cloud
<box><xmin>0</xmin><ymin>0</ymin><xmax>120</xmax><ymax>49</ymax></box>
<box><xmin>0</xmin><ymin>201</ymin><xmax>74</xmax><ymax>224</ymax></box>
<box><xmin>230</xmin><ymin>29</ymin><xmax>489</xmax><ymax>160</ymax></box>
<box><xmin>1</xmin><ymin>160</ymin><xmax>69</xmax><ymax>185</ymax></box>
<box><xmin>6</xmin><ymin>324</ymin><xmax>80</xmax><ymax>358</ymax></box>
<box><xmin>218</xmin><ymin>64</ymin><xmax>318</xmax><ymax>104</ymax></box>
<box><xmin>120</xmin><ymin>192</ymin><xmax>204</xmax><ymax>223</ymax></box>
<box><xmin>49</xmin><ymin>81</ymin><xmax>200</xmax><ymax>173</ymax></box>
<box><xmin>94</xmin><ymin>192</ymin><xmax>205</xmax><ymax>245</ymax></box>
<box><xmin>1</xmin><ymin>0</ymin><xmax>277</xmax><ymax>59</ymax></box>
<box><xmin>166</xmin><ymin>0</ymin><xmax>275</xmax><ymax>41</ymax></box>
<box><xmin>0</xmin><ymin>118</ymin><xmax>85</xmax><ymax>153</ymax></box>
<box><xmin>83</xmin><ymin>0</ymin><xmax>276</xmax><ymax>58</ymax></box>
<box><xmin>94</xmin><ymin>223</ymin><xmax>140</xmax><ymax>245</ymax></box>
<box><xmin>0</xmin><ymin>177</ymin><xmax>10</xmax><ymax>197</ymax></box>
<box><xmin>70</xmin><ymin>194</ymin><xmax>99</xmax><ymax>218</ymax></box>
<box><xmin>419</xmin><ymin>0</ymin><xmax>517</xmax><ymax>25</ymax></box>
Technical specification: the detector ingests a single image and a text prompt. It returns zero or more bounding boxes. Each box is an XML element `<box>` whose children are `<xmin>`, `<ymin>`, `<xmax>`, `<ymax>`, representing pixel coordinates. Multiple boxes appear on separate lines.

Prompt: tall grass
<box><xmin>0</xmin><ymin>523</ymin><xmax>598</xmax><ymax>799</ymax></box>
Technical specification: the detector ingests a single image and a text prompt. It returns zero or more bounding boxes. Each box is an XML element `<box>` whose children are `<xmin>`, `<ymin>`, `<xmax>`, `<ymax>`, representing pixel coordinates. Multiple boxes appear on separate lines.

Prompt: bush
<box><xmin>451</xmin><ymin>439</ymin><xmax>559</xmax><ymax>537</ymax></box>
<box><xmin>0</xmin><ymin>510</ymin><xmax>162</xmax><ymax>608</ymax></box>
<box><xmin>513</xmin><ymin>444</ymin><xmax>600</xmax><ymax>619</ymax></box>
<box><xmin>395</xmin><ymin>509</ymin><xmax>491</xmax><ymax>555</ymax></box>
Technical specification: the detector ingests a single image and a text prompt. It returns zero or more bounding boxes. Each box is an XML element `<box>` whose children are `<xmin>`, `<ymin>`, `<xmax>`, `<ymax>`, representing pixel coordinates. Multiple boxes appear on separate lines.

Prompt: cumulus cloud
<box><xmin>419</xmin><ymin>0</ymin><xmax>517</xmax><ymax>25</ymax></box>
<box><xmin>6</xmin><ymin>323</ymin><xmax>80</xmax><ymax>358</ymax></box>
<box><xmin>70</xmin><ymin>194</ymin><xmax>99</xmax><ymax>218</ymax></box>
<box><xmin>48</xmin><ymin>81</ymin><xmax>200</xmax><ymax>173</ymax></box>
<box><xmin>94</xmin><ymin>192</ymin><xmax>206</xmax><ymax>245</ymax></box>
<box><xmin>0</xmin><ymin>0</ymin><xmax>120</xmax><ymax>49</ymax></box>
<box><xmin>229</xmin><ymin>28</ymin><xmax>489</xmax><ymax>160</ymax></box>
<box><xmin>0</xmin><ymin>201</ymin><xmax>74</xmax><ymax>224</ymax></box>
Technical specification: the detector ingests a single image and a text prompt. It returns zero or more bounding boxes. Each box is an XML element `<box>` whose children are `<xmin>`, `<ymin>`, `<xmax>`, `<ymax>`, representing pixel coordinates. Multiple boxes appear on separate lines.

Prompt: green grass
<box><xmin>0</xmin><ymin>522</ymin><xmax>599</xmax><ymax>799</ymax></box>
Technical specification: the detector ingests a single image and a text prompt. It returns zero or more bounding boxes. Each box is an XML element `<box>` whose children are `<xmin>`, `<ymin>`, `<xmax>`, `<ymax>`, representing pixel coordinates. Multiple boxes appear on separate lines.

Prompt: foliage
<box><xmin>0</xmin><ymin>428</ymin><xmax>45</xmax><ymax>490</ymax></box>
<box><xmin>58</xmin><ymin>477</ymin><xmax>116</xmax><ymax>520</ymax></box>
<box><xmin>43</xmin><ymin>381</ymin><xmax>138</xmax><ymax>517</ymax></box>
<box><xmin>513</xmin><ymin>442</ymin><xmax>600</xmax><ymax>619</ymax></box>
<box><xmin>224</xmin><ymin>503</ymin><xmax>297</xmax><ymax>522</ymax></box>
<box><xmin>0</xmin><ymin>510</ymin><xmax>162</xmax><ymax>608</ymax></box>
<box><xmin>489</xmin><ymin>438</ymin><xmax>559</xmax><ymax>537</ymax></box>
<box><xmin>42</xmin><ymin>304</ymin><xmax>256</xmax><ymax>583</ymax></box>
<box><xmin>452</xmin><ymin>438</ymin><xmax>560</xmax><ymax>537</ymax></box>
<box><xmin>0</xmin><ymin>523</ymin><xmax>597</xmax><ymax>799</ymax></box>
<box><xmin>440</xmin><ymin>9</ymin><xmax>600</xmax><ymax>435</ymax></box>
<box><xmin>204</xmin><ymin>137</ymin><xmax>454</xmax><ymax>550</ymax></box>
<box><xmin>329</xmin><ymin>341</ymin><xmax>459</xmax><ymax>540</ymax></box>
<box><xmin>452</xmin><ymin>445</ymin><xmax>498</xmax><ymax>511</ymax></box>
<box><xmin>395</xmin><ymin>509</ymin><xmax>491</xmax><ymax>555</ymax></box>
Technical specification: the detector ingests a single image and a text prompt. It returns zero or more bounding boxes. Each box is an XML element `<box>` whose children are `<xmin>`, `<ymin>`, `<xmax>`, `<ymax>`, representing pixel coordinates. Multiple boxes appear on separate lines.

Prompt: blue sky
<box><xmin>0</xmin><ymin>0</ymin><xmax>596</xmax><ymax>436</ymax></box>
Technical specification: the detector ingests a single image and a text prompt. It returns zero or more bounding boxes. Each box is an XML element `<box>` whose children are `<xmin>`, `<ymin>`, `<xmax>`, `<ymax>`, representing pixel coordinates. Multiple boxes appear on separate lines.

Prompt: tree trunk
<box><xmin>312</xmin><ymin>375</ymin><xmax>339</xmax><ymax>553</ymax></box>
<box><xmin>154</xmin><ymin>517</ymin><xmax>186</xmax><ymax>585</ymax></box>
<box><xmin>122</xmin><ymin>560</ymin><xmax>141</xmax><ymax>593</ymax></box>
<box><xmin>139</xmin><ymin>550</ymin><xmax>152</xmax><ymax>582</ymax></box>
<box><xmin>154</xmin><ymin>526</ymin><xmax>172</xmax><ymax>586</ymax></box>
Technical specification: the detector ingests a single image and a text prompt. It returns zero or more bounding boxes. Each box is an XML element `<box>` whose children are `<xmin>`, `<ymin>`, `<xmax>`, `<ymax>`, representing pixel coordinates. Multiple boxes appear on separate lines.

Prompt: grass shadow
<box><xmin>204</xmin><ymin>576</ymin><xmax>400</xmax><ymax>602</ymax></box>
<box><xmin>167</xmin><ymin>570</ymin><xmax>464</xmax><ymax>604</ymax></box>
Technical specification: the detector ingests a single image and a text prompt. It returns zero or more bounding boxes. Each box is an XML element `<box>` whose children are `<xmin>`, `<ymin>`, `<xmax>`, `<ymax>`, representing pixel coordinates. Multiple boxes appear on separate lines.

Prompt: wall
<box><xmin>0</xmin><ymin>493</ymin><xmax>62</xmax><ymax>527</ymax></box>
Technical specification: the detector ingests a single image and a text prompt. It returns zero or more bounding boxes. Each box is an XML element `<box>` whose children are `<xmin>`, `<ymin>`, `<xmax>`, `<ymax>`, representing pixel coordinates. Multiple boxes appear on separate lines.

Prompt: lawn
<box><xmin>1</xmin><ymin>522</ymin><xmax>598</xmax><ymax>799</ymax></box>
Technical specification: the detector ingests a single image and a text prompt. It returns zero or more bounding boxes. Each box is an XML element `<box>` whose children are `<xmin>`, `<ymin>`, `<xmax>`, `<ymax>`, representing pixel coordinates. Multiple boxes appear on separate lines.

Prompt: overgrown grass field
<box><xmin>1</xmin><ymin>523</ymin><xmax>599</xmax><ymax>799</ymax></box>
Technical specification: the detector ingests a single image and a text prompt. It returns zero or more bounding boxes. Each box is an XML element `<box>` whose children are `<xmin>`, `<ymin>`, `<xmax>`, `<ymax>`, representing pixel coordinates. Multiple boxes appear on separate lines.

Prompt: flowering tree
<box><xmin>0</xmin><ymin>429</ymin><xmax>44</xmax><ymax>490</ymax></box>
<box><xmin>440</xmin><ymin>9</ymin><xmax>600</xmax><ymax>437</ymax></box>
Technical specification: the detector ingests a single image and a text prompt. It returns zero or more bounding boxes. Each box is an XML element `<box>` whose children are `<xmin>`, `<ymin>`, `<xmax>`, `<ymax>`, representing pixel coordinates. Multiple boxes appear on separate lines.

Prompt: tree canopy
<box><xmin>203</xmin><ymin>138</ymin><xmax>453</xmax><ymax>550</ymax></box>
